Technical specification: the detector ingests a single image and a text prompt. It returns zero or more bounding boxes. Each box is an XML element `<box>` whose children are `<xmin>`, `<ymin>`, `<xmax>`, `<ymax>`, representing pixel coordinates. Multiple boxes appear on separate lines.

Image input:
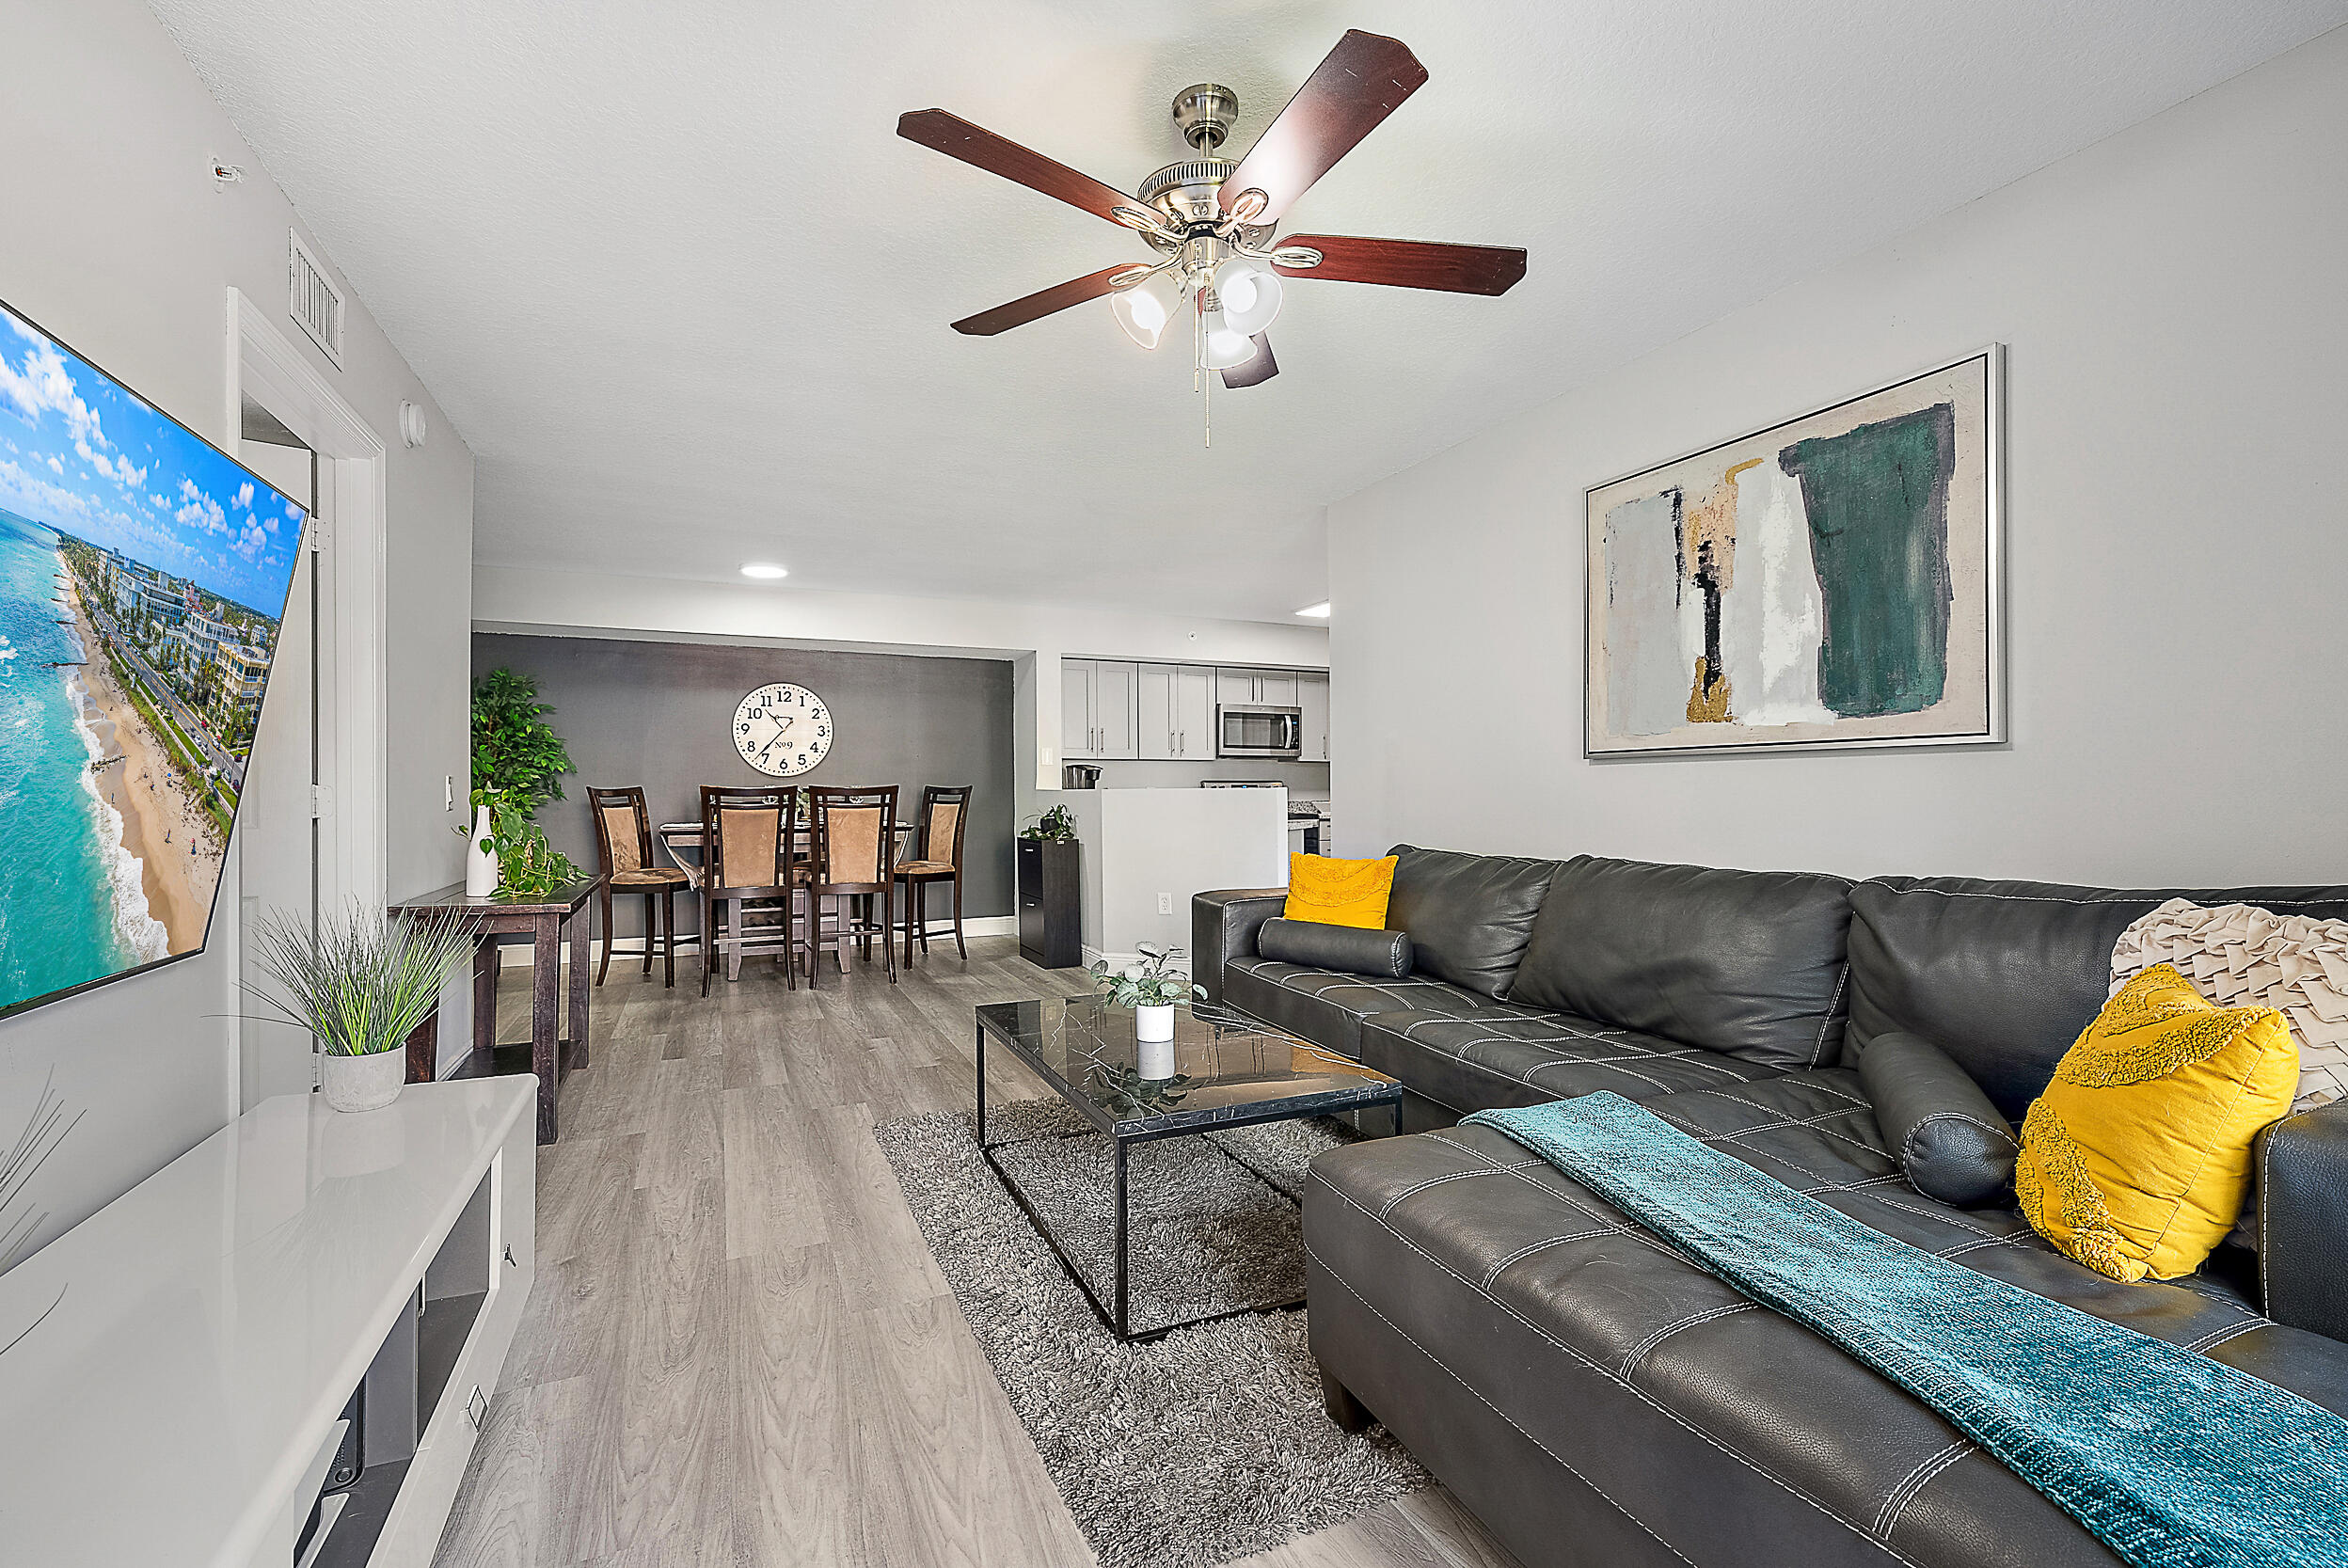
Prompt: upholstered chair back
<box><xmin>808</xmin><ymin>786</ymin><xmax>898</xmax><ymax>890</ymax></box>
<box><xmin>599</xmin><ymin>805</ymin><xmax>643</xmax><ymax>872</ymax></box>
<box><xmin>926</xmin><ymin>798</ymin><xmax>962</xmax><ymax>865</ymax></box>
<box><xmin>701</xmin><ymin>787</ymin><xmax>792</xmax><ymax>894</ymax></box>
<box><xmin>588</xmin><ymin>786</ymin><xmax>652</xmax><ymax>876</ymax></box>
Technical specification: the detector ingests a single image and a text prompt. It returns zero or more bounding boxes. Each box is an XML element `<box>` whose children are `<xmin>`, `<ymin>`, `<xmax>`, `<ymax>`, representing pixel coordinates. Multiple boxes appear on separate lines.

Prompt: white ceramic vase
<box><xmin>320</xmin><ymin>1050</ymin><xmax>404</xmax><ymax>1114</ymax></box>
<box><xmin>464</xmin><ymin>804</ymin><xmax>500</xmax><ymax>897</ymax></box>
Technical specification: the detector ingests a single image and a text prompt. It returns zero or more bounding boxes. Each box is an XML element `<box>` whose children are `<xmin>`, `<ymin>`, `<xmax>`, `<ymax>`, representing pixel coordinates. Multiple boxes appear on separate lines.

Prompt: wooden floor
<box><xmin>432</xmin><ymin>936</ymin><xmax>1523</xmax><ymax>1568</ymax></box>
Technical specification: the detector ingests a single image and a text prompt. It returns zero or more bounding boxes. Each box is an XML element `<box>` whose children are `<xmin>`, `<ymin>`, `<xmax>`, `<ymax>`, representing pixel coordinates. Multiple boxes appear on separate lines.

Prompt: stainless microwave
<box><xmin>1217</xmin><ymin>704</ymin><xmax>1303</xmax><ymax>759</ymax></box>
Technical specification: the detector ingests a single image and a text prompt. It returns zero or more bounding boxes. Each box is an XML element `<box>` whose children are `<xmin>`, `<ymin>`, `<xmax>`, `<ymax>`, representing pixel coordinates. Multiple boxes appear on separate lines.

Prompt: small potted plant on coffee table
<box><xmin>1090</xmin><ymin>942</ymin><xmax>1203</xmax><ymax>1079</ymax></box>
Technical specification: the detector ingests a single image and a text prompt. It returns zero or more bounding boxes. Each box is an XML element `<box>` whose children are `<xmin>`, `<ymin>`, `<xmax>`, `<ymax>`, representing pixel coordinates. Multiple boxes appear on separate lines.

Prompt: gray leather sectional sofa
<box><xmin>1193</xmin><ymin>847</ymin><xmax>2348</xmax><ymax>1568</ymax></box>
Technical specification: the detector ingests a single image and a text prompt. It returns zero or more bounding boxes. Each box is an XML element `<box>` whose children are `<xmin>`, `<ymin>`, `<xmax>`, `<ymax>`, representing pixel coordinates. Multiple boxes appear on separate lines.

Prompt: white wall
<box><xmin>471</xmin><ymin>563</ymin><xmax>1331</xmax><ymax>832</ymax></box>
<box><xmin>0</xmin><ymin>0</ymin><xmax>472</xmax><ymax>1256</ymax></box>
<box><xmin>1331</xmin><ymin>26</ymin><xmax>2348</xmax><ymax>889</ymax></box>
<box><xmin>1047</xmin><ymin>789</ymin><xmax>1289</xmax><ymax>964</ymax></box>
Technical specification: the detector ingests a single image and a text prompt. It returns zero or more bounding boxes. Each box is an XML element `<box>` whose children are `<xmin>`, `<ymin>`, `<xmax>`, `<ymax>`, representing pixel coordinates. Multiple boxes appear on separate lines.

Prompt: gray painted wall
<box><xmin>0</xmin><ymin>0</ymin><xmax>473</xmax><ymax>1263</ymax></box>
<box><xmin>1330</xmin><ymin>25</ymin><xmax>2348</xmax><ymax>889</ymax></box>
<box><xmin>473</xmin><ymin>633</ymin><xmax>1016</xmax><ymax>937</ymax></box>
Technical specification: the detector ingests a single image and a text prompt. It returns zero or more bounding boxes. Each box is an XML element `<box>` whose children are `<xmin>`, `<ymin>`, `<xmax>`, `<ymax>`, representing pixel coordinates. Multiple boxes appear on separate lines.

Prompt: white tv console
<box><xmin>0</xmin><ymin>1077</ymin><xmax>536</xmax><ymax>1566</ymax></box>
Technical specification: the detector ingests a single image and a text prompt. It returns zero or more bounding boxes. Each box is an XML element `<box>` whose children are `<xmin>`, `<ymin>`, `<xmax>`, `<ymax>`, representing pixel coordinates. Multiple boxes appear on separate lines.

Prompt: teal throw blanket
<box><xmin>1465</xmin><ymin>1093</ymin><xmax>2348</xmax><ymax>1568</ymax></box>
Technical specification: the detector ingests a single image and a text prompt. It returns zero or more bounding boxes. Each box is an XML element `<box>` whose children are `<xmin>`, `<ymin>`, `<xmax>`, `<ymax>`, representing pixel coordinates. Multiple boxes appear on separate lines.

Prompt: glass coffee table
<box><xmin>974</xmin><ymin>995</ymin><xmax>1403</xmax><ymax>1341</ymax></box>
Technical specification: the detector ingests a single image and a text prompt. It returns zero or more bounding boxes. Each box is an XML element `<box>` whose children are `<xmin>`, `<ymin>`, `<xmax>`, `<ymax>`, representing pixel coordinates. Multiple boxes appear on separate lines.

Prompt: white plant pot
<box><xmin>320</xmin><ymin>1050</ymin><xmax>405</xmax><ymax>1114</ymax></box>
<box><xmin>464</xmin><ymin>805</ymin><xmax>500</xmax><ymax>897</ymax></box>
<box><xmin>1136</xmin><ymin>1005</ymin><xmax>1178</xmax><ymax>1081</ymax></box>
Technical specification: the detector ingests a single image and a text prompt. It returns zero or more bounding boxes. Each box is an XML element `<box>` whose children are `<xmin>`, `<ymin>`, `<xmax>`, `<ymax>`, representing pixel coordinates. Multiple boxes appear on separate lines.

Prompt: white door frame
<box><xmin>223</xmin><ymin>287</ymin><xmax>388</xmax><ymax>925</ymax></box>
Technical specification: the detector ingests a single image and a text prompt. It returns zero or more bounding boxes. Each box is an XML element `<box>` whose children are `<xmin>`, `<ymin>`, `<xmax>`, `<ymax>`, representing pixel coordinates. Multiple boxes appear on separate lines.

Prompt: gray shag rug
<box><xmin>873</xmin><ymin>1099</ymin><xmax>1426</xmax><ymax>1568</ymax></box>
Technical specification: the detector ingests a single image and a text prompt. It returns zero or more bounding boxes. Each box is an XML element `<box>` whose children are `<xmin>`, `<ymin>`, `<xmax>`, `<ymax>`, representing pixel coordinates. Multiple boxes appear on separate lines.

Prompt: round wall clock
<box><xmin>733</xmin><ymin>683</ymin><xmax>833</xmax><ymax>777</ymax></box>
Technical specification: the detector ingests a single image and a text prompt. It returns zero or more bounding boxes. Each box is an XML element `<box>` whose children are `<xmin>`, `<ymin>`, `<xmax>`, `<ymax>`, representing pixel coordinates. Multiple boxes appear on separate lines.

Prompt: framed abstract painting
<box><xmin>1584</xmin><ymin>347</ymin><xmax>2003</xmax><ymax>757</ymax></box>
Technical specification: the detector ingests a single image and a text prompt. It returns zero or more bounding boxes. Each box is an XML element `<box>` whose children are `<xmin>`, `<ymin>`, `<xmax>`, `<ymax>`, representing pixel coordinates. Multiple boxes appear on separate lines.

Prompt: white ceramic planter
<box><xmin>464</xmin><ymin>805</ymin><xmax>500</xmax><ymax>897</ymax></box>
<box><xmin>321</xmin><ymin>1050</ymin><xmax>404</xmax><ymax>1114</ymax></box>
<box><xmin>1135</xmin><ymin>1004</ymin><xmax>1177</xmax><ymax>1080</ymax></box>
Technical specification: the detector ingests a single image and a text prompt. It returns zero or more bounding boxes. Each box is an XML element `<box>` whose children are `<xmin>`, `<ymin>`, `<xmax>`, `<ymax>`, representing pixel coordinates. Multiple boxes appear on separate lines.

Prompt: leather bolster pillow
<box><xmin>1860</xmin><ymin>1031</ymin><xmax>2020</xmax><ymax>1207</ymax></box>
<box><xmin>1256</xmin><ymin>918</ymin><xmax>1413</xmax><ymax>981</ymax></box>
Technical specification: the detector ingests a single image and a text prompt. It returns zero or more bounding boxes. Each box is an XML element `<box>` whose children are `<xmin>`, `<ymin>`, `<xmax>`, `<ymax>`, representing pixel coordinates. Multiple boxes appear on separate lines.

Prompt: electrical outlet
<box><xmin>1157</xmin><ymin>892</ymin><xmax>1172</xmax><ymax>915</ymax></box>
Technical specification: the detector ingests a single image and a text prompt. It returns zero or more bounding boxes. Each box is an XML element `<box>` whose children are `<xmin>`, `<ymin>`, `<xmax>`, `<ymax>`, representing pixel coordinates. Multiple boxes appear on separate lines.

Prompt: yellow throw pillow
<box><xmin>2016</xmin><ymin>963</ymin><xmax>2299</xmax><ymax>1282</ymax></box>
<box><xmin>1283</xmin><ymin>853</ymin><xmax>1398</xmax><ymax>930</ymax></box>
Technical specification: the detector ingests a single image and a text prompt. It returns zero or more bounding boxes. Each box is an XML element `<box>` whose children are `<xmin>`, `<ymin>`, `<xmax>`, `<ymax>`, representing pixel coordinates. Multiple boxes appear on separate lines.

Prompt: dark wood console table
<box><xmin>388</xmin><ymin>878</ymin><xmax>602</xmax><ymax>1144</ymax></box>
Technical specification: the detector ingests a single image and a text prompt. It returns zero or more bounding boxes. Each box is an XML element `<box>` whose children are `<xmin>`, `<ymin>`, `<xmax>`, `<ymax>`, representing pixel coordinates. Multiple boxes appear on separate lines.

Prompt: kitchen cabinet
<box><xmin>1295</xmin><ymin>672</ymin><xmax>1329</xmax><ymax>762</ymax></box>
<box><xmin>1062</xmin><ymin>658</ymin><xmax>1137</xmax><ymax>759</ymax></box>
<box><xmin>1217</xmin><ymin>667</ymin><xmax>1303</xmax><ymax>708</ymax></box>
<box><xmin>1173</xmin><ymin>666</ymin><xmax>1214</xmax><ymax>759</ymax></box>
<box><xmin>1216</xmin><ymin>666</ymin><xmax>1297</xmax><ymax>708</ymax></box>
<box><xmin>1135</xmin><ymin>663</ymin><xmax>1214</xmax><ymax>759</ymax></box>
<box><xmin>1087</xmin><ymin>659</ymin><xmax>1325</xmax><ymax>762</ymax></box>
<box><xmin>1137</xmin><ymin>664</ymin><xmax>1175</xmax><ymax>760</ymax></box>
<box><xmin>1061</xmin><ymin>665</ymin><xmax>1093</xmax><ymax>759</ymax></box>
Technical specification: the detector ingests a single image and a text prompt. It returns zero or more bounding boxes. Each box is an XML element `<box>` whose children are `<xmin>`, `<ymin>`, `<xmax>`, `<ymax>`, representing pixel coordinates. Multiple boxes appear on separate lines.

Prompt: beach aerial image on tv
<box><xmin>0</xmin><ymin>300</ymin><xmax>302</xmax><ymax>1018</ymax></box>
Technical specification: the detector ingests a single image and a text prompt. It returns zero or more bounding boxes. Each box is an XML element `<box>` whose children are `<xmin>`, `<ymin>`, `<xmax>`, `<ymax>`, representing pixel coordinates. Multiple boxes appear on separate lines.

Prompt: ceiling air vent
<box><xmin>287</xmin><ymin>231</ymin><xmax>343</xmax><ymax>366</ymax></box>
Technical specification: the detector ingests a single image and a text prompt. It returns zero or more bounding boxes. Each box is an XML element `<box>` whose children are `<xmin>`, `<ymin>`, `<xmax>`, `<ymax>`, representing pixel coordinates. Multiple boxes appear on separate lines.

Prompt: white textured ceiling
<box><xmin>149</xmin><ymin>0</ymin><xmax>2346</xmax><ymax>623</ymax></box>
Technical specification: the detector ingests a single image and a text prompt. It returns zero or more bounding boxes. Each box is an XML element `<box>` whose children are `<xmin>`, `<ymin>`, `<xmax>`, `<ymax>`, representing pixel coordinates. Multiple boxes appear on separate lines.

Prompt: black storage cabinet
<box><xmin>1016</xmin><ymin>837</ymin><xmax>1082</xmax><ymax>970</ymax></box>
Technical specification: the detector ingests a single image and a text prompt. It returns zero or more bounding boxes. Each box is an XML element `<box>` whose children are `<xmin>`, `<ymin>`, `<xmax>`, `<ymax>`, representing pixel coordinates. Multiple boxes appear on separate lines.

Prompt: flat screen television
<box><xmin>0</xmin><ymin>298</ymin><xmax>306</xmax><ymax>1021</ymax></box>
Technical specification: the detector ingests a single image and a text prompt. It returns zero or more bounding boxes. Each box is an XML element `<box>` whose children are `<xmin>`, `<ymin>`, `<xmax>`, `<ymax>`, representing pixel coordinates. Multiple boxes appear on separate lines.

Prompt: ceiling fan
<box><xmin>896</xmin><ymin>29</ymin><xmax>1526</xmax><ymax>398</ymax></box>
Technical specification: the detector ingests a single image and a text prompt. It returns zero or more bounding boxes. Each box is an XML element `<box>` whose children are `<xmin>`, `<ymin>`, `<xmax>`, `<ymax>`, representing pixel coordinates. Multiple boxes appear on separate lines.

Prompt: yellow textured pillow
<box><xmin>1282</xmin><ymin>853</ymin><xmax>1398</xmax><ymax>929</ymax></box>
<box><xmin>2016</xmin><ymin>963</ymin><xmax>2299</xmax><ymax>1282</ymax></box>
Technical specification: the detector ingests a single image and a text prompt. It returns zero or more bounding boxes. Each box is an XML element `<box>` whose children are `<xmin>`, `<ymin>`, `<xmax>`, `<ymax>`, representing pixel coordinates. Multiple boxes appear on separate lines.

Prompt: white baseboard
<box><xmin>494</xmin><ymin>914</ymin><xmax>1017</xmax><ymax>966</ymax></box>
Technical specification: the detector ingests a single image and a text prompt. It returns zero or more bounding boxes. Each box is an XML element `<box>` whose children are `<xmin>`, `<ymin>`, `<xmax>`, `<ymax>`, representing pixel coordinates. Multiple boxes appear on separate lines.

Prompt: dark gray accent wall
<box><xmin>472</xmin><ymin>633</ymin><xmax>1014</xmax><ymax>942</ymax></box>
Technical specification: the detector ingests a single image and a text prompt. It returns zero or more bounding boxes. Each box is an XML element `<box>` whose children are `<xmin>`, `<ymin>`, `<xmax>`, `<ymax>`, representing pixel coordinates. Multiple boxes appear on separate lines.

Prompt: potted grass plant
<box><xmin>1090</xmin><ymin>942</ymin><xmax>1203</xmax><ymax>1078</ymax></box>
<box><xmin>247</xmin><ymin>904</ymin><xmax>478</xmax><ymax>1113</ymax></box>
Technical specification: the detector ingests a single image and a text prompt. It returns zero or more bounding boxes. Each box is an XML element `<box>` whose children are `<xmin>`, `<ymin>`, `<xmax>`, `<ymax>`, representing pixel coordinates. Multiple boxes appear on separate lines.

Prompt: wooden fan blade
<box><xmin>1218</xmin><ymin>31</ymin><xmax>1426</xmax><ymax>224</ymax></box>
<box><xmin>1221</xmin><ymin>335</ymin><xmax>1278</xmax><ymax>388</ymax></box>
<box><xmin>950</xmin><ymin>265</ymin><xmax>1134</xmax><ymax>336</ymax></box>
<box><xmin>897</xmin><ymin>108</ymin><xmax>1136</xmax><ymax>224</ymax></box>
<box><xmin>1275</xmin><ymin>234</ymin><xmax>1527</xmax><ymax>295</ymax></box>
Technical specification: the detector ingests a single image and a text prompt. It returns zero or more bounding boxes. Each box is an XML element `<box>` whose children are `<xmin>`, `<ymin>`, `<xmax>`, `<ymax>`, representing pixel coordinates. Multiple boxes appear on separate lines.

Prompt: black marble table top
<box><xmin>975</xmin><ymin>994</ymin><xmax>1400</xmax><ymax>1140</ymax></box>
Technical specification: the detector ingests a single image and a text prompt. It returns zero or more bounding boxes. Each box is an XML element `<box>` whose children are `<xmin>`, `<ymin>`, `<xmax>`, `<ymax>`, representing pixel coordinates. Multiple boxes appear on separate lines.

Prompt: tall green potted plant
<box><xmin>461</xmin><ymin>668</ymin><xmax>584</xmax><ymax>896</ymax></box>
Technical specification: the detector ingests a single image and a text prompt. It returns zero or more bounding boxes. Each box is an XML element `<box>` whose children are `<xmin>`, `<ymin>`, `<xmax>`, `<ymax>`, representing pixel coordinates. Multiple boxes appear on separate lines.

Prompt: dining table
<box><xmin>656</xmin><ymin>819</ymin><xmax>918</xmax><ymax>980</ymax></box>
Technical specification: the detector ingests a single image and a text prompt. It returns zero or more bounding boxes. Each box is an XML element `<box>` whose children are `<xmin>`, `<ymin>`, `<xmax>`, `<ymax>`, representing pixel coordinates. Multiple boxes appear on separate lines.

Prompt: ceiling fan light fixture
<box><xmin>1214</xmin><ymin>255</ymin><xmax>1283</xmax><ymax>336</ymax></box>
<box><xmin>1198</xmin><ymin>306</ymin><xmax>1257</xmax><ymax>371</ymax></box>
<box><xmin>1110</xmin><ymin>267</ymin><xmax>1183</xmax><ymax>350</ymax></box>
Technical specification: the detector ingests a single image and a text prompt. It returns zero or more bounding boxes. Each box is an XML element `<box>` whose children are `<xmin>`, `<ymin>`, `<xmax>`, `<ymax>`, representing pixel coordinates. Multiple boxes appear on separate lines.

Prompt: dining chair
<box><xmin>699</xmin><ymin>784</ymin><xmax>800</xmax><ymax>997</ymax></box>
<box><xmin>587</xmin><ymin>785</ymin><xmax>690</xmax><ymax>989</ymax></box>
<box><xmin>894</xmin><ymin>784</ymin><xmax>973</xmax><ymax>965</ymax></box>
<box><xmin>801</xmin><ymin>785</ymin><xmax>897</xmax><ymax>987</ymax></box>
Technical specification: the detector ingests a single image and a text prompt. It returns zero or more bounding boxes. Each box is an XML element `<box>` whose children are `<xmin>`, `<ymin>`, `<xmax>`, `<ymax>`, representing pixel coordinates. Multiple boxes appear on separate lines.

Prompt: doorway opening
<box><xmin>227</xmin><ymin>288</ymin><xmax>389</xmax><ymax>1111</ymax></box>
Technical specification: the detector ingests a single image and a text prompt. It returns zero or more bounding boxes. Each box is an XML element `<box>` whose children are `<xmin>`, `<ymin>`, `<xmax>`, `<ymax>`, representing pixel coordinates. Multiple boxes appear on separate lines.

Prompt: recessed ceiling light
<box><xmin>739</xmin><ymin>562</ymin><xmax>788</xmax><ymax>579</ymax></box>
<box><xmin>1294</xmin><ymin>601</ymin><xmax>1331</xmax><ymax>619</ymax></box>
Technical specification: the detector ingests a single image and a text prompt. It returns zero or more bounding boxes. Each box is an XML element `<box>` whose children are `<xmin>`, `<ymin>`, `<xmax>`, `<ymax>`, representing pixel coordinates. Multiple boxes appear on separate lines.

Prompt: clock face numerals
<box><xmin>734</xmin><ymin>683</ymin><xmax>833</xmax><ymax>777</ymax></box>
